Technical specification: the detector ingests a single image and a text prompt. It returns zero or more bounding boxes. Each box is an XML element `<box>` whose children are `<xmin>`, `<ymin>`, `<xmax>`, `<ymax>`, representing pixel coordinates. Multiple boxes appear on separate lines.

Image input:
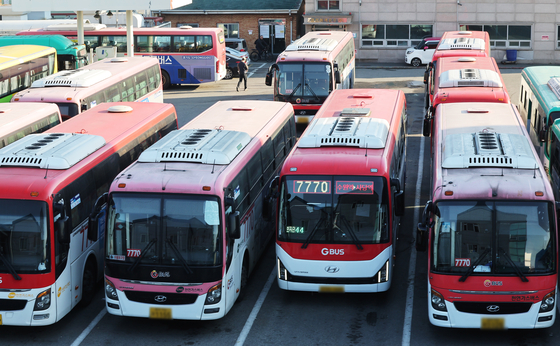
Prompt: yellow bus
<box><xmin>0</xmin><ymin>45</ymin><xmax>57</xmax><ymax>102</ymax></box>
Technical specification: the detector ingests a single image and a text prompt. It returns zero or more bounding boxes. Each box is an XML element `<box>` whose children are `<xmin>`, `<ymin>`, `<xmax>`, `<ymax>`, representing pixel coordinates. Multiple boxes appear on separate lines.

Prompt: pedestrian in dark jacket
<box><xmin>254</xmin><ymin>35</ymin><xmax>268</xmax><ymax>59</ymax></box>
<box><xmin>237</xmin><ymin>57</ymin><xmax>248</xmax><ymax>91</ymax></box>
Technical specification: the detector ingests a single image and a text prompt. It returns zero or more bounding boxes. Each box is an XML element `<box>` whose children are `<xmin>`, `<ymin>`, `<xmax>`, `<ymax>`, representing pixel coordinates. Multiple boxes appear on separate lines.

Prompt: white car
<box><xmin>405</xmin><ymin>37</ymin><xmax>440</xmax><ymax>67</ymax></box>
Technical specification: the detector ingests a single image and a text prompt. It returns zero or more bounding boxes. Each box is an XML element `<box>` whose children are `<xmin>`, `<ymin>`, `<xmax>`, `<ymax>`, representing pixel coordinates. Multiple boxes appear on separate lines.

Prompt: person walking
<box><xmin>236</xmin><ymin>57</ymin><xmax>248</xmax><ymax>91</ymax></box>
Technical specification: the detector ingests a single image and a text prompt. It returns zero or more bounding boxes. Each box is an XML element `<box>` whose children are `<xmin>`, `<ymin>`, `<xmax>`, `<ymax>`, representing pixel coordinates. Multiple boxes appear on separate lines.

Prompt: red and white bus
<box><xmin>265</xmin><ymin>31</ymin><xmax>355</xmax><ymax>124</ymax></box>
<box><xmin>99</xmin><ymin>101</ymin><xmax>296</xmax><ymax>320</ymax></box>
<box><xmin>0</xmin><ymin>103</ymin><xmax>61</xmax><ymax>148</ymax></box>
<box><xmin>276</xmin><ymin>89</ymin><xmax>407</xmax><ymax>293</ymax></box>
<box><xmin>0</xmin><ymin>102</ymin><xmax>178</xmax><ymax>326</ymax></box>
<box><xmin>17</xmin><ymin>26</ymin><xmax>227</xmax><ymax>88</ymax></box>
<box><xmin>424</xmin><ymin>30</ymin><xmax>491</xmax><ymax>111</ymax></box>
<box><xmin>12</xmin><ymin>57</ymin><xmax>163</xmax><ymax>120</ymax></box>
<box><xmin>423</xmin><ymin>56</ymin><xmax>509</xmax><ymax>137</ymax></box>
<box><xmin>416</xmin><ymin>102</ymin><xmax>557</xmax><ymax>329</ymax></box>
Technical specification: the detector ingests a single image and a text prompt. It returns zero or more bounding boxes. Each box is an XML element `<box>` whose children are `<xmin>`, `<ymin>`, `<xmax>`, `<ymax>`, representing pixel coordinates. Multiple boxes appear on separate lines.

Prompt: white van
<box><xmin>405</xmin><ymin>37</ymin><xmax>440</xmax><ymax>67</ymax></box>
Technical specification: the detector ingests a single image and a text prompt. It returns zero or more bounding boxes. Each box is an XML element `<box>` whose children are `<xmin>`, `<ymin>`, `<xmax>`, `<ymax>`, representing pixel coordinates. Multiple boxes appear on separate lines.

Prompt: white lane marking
<box><xmin>70</xmin><ymin>307</ymin><xmax>107</xmax><ymax>346</ymax></box>
<box><xmin>401</xmin><ymin>133</ymin><xmax>425</xmax><ymax>346</ymax></box>
<box><xmin>247</xmin><ymin>63</ymin><xmax>267</xmax><ymax>78</ymax></box>
<box><xmin>235</xmin><ymin>268</ymin><xmax>276</xmax><ymax>345</ymax></box>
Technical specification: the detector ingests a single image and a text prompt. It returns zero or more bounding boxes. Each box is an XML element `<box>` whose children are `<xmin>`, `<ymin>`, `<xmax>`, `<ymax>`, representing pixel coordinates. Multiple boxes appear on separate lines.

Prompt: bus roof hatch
<box><xmin>0</xmin><ymin>133</ymin><xmax>106</xmax><ymax>169</ymax></box>
<box><xmin>438</xmin><ymin>37</ymin><xmax>486</xmax><ymax>51</ymax></box>
<box><xmin>31</xmin><ymin>69</ymin><xmax>113</xmax><ymax>88</ymax></box>
<box><xmin>439</xmin><ymin>68</ymin><xmax>502</xmax><ymax>88</ymax></box>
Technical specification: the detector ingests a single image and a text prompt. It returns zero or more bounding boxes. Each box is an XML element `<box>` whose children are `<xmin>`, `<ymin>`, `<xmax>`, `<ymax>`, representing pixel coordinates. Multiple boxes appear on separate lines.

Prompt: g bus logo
<box><xmin>321</xmin><ymin>248</ymin><xmax>344</xmax><ymax>255</ymax></box>
<box><xmin>484</xmin><ymin>279</ymin><xmax>503</xmax><ymax>287</ymax></box>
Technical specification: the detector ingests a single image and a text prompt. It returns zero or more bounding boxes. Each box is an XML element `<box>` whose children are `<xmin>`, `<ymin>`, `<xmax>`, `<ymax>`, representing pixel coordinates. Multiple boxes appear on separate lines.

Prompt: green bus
<box><xmin>0</xmin><ymin>35</ymin><xmax>87</xmax><ymax>70</ymax></box>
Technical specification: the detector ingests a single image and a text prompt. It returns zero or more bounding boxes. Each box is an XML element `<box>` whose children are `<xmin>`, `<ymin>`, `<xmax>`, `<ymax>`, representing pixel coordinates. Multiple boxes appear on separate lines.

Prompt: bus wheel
<box><xmin>80</xmin><ymin>259</ymin><xmax>97</xmax><ymax>307</ymax></box>
<box><xmin>225</xmin><ymin>68</ymin><xmax>233</xmax><ymax>80</ymax></box>
<box><xmin>161</xmin><ymin>70</ymin><xmax>171</xmax><ymax>89</ymax></box>
<box><xmin>411</xmin><ymin>58</ymin><xmax>422</xmax><ymax>67</ymax></box>
<box><xmin>237</xmin><ymin>256</ymin><xmax>249</xmax><ymax>302</ymax></box>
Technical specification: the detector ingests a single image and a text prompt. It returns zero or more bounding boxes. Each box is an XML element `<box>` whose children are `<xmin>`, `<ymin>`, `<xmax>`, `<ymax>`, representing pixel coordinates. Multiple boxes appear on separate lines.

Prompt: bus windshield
<box><xmin>278</xmin><ymin>176</ymin><xmax>389</xmax><ymax>245</ymax></box>
<box><xmin>0</xmin><ymin>200</ymin><xmax>50</xmax><ymax>274</ymax></box>
<box><xmin>432</xmin><ymin>201</ymin><xmax>555</xmax><ymax>275</ymax></box>
<box><xmin>276</xmin><ymin>62</ymin><xmax>332</xmax><ymax>99</ymax></box>
<box><xmin>106</xmin><ymin>194</ymin><xmax>222</xmax><ymax>267</ymax></box>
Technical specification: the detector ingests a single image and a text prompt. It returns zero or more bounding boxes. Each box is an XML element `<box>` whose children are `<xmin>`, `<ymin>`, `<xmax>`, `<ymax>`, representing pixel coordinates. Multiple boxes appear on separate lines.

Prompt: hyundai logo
<box><xmin>486</xmin><ymin>305</ymin><xmax>500</xmax><ymax>313</ymax></box>
<box><xmin>154</xmin><ymin>295</ymin><xmax>167</xmax><ymax>303</ymax></box>
<box><xmin>325</xmin><ymin>266</ymin><xmax>339</xmax><ymax>274</ymax></box>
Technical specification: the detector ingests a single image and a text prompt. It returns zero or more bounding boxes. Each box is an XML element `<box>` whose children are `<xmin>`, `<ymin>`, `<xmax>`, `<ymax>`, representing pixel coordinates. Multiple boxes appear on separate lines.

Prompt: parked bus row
<box><xmin>417</xmin><ymin>30</ymin><xmax>557</xmax><ymax>330</ymax></box>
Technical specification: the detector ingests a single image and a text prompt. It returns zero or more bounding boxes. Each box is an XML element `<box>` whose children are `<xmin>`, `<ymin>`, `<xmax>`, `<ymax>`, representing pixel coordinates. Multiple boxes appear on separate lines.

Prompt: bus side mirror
<box><xmin>416</xmin><ymin>201</ymin><xmax>433</xmax><ymax>252</ymax></box>
<box><xmin>263</xmin><ymin>176</ymin><xmax>280</xmax><ymax>220</ymax></box>
<box><xmin>423</xmin><ymin>117</ymin><xmax>432</xmax><ymax>137</ymax></box>
<box><xmin>228</xmin><ymin>211</ymin><xmax>241</xmax><ymax>239</ymax></box>
<box><xmin>390</xmin><ymin>178</ymin><xmax>401</xmax><ymax>191</ymax></box>
<box><xmin>88</xmin><ymin>193</ymin><xmax>108</xmax><ymax>242</ymax></box>
<box><xmin>225</xmin><ymin>196</ymin><xmax>235</xmax><ymax>208</ymax></box>
<box><xmin>333</xmin><ymin>63</ymin><xmax>341</xmax><ymax>84</ymax></box>
<box><xmin>394</xmin><ymin>191</ymin><xmax>405</xmax><ymax>216</ymax></box>
<box><xmin>423</xmin><ymin>70</ymin><xmax>430</xmax><ymax>84</ymax></box>
<box><xmin>265</xmin><ymin>64</ymin><xmax>278</xmax><ymax>86</ymax></box>
<box><xmin>539</xmin><ymin>126</ymin><xmax>547</xmax><ymax>142</ymax></box>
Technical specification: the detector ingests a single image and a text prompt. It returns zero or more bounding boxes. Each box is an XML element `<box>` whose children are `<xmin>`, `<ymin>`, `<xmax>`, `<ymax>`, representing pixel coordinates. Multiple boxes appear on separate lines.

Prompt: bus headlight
<box><xmin>277</xmin><ymin>258</ymin><xmax>288</xmax><ymax>281</ymax></box>
<box><xmin>540</xmin><ymin>291</ymin><xmax>555</xmax><ymax>312</ymax></box>
<box><xmin>375</xmin><ymin>260</ymin><xmax>390</xmax><ymax>283</ymax></box>
<box><xmin>430</xmin><ymin>289</ymin><xmax>447</xmax><ymax>312</ymax></box>
<box><xmin>34</xmin><ymin>288</ymin><xmax>51</xmax><ymax>311</ymax></box>
<box><xmin>205</xmin><ymin>283</ymin><xmax>222</xmax><ymax>305</ymax></box>
<box><xmin>105</xmin><ymin>278</ymin><xmax>119</xmax><ymax>301</ymax></box>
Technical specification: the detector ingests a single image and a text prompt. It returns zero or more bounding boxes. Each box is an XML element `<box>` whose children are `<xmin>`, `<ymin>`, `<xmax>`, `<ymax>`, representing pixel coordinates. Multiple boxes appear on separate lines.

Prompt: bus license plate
<box><xmin>149</xmin><ymin>307</ymin><xmax>172</xmax><ymax>320</ymax></box>
<box><xmin>319</xmin><ymin>286</ymin><xmax>344</xmax><ymax>293</ymax></box>
<box><xmin>481</xmin><ymin>317</ymin><xmax>504</xmax><ymax>330</ymax></box>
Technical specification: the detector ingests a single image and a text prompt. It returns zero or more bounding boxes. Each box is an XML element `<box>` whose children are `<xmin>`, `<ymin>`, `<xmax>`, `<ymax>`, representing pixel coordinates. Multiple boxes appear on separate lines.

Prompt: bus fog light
<box><xmin>34</xmin><ymin>288</ymin><xmax>51</xmax><ymax>311</ymax></box>
<box><xmin>205</xmin><ymin>283</ymin><xmax>222</xmax><ymax>305</ymax></box>
<box><xmin>540</xmin><ymin>291</ymin><xmax>555</xmax><ymax>312</ymax></box>
<box><xmin>105</xmin><ymin>278</ymin><xmax>119</xmax><ymax>301</ymax></box>
<box><xmin>430</xmin><ymin>289</ymin><xmax>447</xmax><ymax>312</ymax></box>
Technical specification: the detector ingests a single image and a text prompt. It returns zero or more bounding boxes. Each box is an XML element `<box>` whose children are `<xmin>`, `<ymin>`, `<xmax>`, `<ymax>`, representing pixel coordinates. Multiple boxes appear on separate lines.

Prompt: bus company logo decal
<box><xmin>484</xmin><ymin>280</ymin><xmax>503</xmax><ymax>287</ymax></box>
<box><xmin>155</xmin><ymin>55</ymin><xmax>173</xmax><ymax>65</ymax></box>
<box><xmin>151</xmin><ymin>270</ymin><xmax>171</xmax><ymax>279</ymax></box>
<box><xmin>325</xmin><ymin>266</ymin><xmax>340</xmax><ymax>274</ymax></box>
<box><xmin>486</xmin><ymin>305</ymin><xmax>500</xmax><ymax>313</ymax></box>
<box><xmin>296</xmin><ymin>98</ymin><xmax>301</xmax><ymax>104</ymax></box>
<box><xmin>8</xmin><ymin>292</ymin><xmax>15</xmax><ymax>299</ymax></box>
<box><xmin>154</xmin><ymin>295</ymin><xmax>167</xmax><ymax>303</ymax></box>
<box><xmin>227</xmin><ymin>276</ymin><xmax>234</xmax><ymax>290</ymax></box>
<box><xmin>321</xmin><ymin>248</ymin><xmax>344</xmax><ymax>255</ymax></box>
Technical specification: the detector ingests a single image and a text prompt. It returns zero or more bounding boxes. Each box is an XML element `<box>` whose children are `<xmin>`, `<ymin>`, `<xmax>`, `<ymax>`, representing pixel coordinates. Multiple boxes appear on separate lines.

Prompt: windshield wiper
<box><xmin>459</xmin><ymin>248</ymin><xmax>491</xmax><ymax>282</ymax></box>
<box><xmin>289</xmin><ymin>83</ymin><xmax>301</xmax><ymax>98</ymax></box>
<box><xmin>301</xmin><ymin>209</ymin><xmax>328</xmax><ymax>249</ymax></box>
<box><xmin>304</xmin><ymin>82</ymin><xmax>320</xmax><ymax>100</ymax></box>
<box><xmin>0</xmin><ymin>250</ymin><xmax>21</xmax><ymax>280</ymax></box>
<box><xmin>336</xmin><ymin>213</ymin><xmax>364</xmax><ymax>250</ymax></box>
<box><xmin>498</xmin><ymin>247</ymin><xmax>528</xmax><ymax>282</ymax></box>
<box><xmin>128</xmin><ymin>238</ymin><xmax>157</xmax><ymax>273</ymax></box>
<box><xmin>166</xmin><ymin>238</ymin><xmax>193</xmax><ymax>274</ymax></box>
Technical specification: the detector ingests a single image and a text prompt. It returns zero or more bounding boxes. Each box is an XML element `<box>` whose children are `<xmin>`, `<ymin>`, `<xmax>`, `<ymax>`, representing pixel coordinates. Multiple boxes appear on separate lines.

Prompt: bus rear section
<box><xmin>0</xmin><ymin>102</ymin><xmax>178</xmax><ymax>326</ymax></box>
<box><xmin>101</xmin><ymin>101</ymin><xmax>296</xmax><ymax>320</ymax></box>
<box><xmin>423</xmin><ymin>56</ymin><xmax>509</xmax><ymax>138</ymax></box>
<box><xmin>276</xmin><ymin>89</ymin><xmax>406</xmax><ymax>293</ymax></box>
<box><xmin>266</xmin><ymin>31</ymin><xmax>355</xmax><ymax>125</ymax></box>
<box><xmin>417</xmin><ymin>102</ymin><xmax>557</xmax><ymax>329</ymax></box>
<box><xmin>12</xmin><ymin>57</ymin><xmax>163</xmax><ymax>119</ymax></box>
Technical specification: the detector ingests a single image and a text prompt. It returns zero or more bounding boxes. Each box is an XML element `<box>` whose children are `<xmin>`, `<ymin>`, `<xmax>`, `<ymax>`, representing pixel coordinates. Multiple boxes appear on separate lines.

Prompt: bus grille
<box><xmin>123</xmin><ymin>291</ymin><xmax>198</xmax><ymax>305</ymax></box>
<box><xmin>194</xmin><ymin>68</ymin><xmax>211</xmax><ymax>80</ymax></box>
<box><xmin>0</xmin><ymin>299</ymin><xmax>27</xmax><ymax>311</ymax></box>
<box><xmin>288</xmin><ymin>274</ymin><xmax>379</xmax><ymax>284</ymax></box>
<box><xmin>453</xmin><ymin>302</ymin><xmax>532</xmax><ymax>314</ymax></box>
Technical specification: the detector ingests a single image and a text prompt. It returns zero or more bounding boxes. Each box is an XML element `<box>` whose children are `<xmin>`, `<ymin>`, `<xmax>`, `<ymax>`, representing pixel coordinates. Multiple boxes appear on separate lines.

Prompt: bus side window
<box><xmin>272</xmin><ymin>127</ymin><xmax>286</xmax><ymax>168</ymax></box>
<box><xmin>134</xmin><ymin>71</ymin><xmax>149</xmax><ymax>99</ymax></box>
<box><xmin>229</xmin><ymin>169</ymin><xmax>250</xmax><ymax>216</ymax></box>
<box><xmin>106</xmin><ymin>83</ymin><xmax>122</xmax><ymax>102</ymax></box>
<box><xmin>247</xmin><ymin>154</ymin><xmax>264</xmax><ymax>202</ymax></box>
<box><xmin>146</xmin><ymin>66</ymin><xmax>159</xmax><ymax>92</ymax></box>
<box><xmin>122</xmin><ymin>76</ymin><xmax>135</xmax><ymax>102</ymax></box>
<box><xmin>261</xmin><ymin>139</ymin><xmax>275</xmax><ymax>182</ymax></box>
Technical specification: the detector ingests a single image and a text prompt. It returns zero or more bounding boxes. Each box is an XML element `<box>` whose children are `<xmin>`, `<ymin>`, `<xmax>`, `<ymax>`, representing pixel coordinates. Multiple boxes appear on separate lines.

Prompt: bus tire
<box><xmin>80</xmin><ymin>258</ymin><xmax>97</xmax><ymax>307</ymax></box>
<box><xmin>237</xmin><ymin>255</ymin><xmax>249</xmax><ymax>303</ymax></box>
<box><xmin>161</xmin><ymin>70</ymin><xmax>171</xmax><ymax>89</ymax></box>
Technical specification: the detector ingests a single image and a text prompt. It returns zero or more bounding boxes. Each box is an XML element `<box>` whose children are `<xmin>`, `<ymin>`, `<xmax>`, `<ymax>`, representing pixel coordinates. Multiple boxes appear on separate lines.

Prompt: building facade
<box><xmin>154</xmin><ymin>0</ymin><xmax>304</xmax><ymax>54</ymax></box>
<box><xmin>304</xmin><ymin>0</ymin><xmax>560</xmax><ymax>64</ymax></box>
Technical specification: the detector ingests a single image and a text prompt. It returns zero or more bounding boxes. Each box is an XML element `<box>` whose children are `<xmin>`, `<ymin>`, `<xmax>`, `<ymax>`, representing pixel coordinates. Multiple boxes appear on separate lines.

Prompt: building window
<box><xmin>177</xmin><ymin>23</ymin><xmax>199</xmax><ymax>28</ymax></box>
<box><xmin>361</xmin><ymin>24</ymin><xmax>433</xmax><ymax>47</ymax></box>
<box><xmin>317</xmin><ymin>1</ymin><xmax>340</xmax><ymax>11</ymax></box>
<box><xmin>460</xmin><ymin>25</ymin><xmax>531</xmax><ymax>48</ymax></box>
<box><xmin>218</xmin><ymin>23</ymin><xmax>239</xmax><ymax>38</ymax></box>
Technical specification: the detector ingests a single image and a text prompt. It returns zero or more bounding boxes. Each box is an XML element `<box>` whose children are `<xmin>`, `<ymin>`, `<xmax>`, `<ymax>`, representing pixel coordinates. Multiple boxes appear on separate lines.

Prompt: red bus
<box><xmin>276</xmin><ymin>89</ymin><xmax>406</xmax><ymax>293</ymax></box>
<box><xmin>265</xmin><ymin>31</ymin><xmax>355</xmax><ymax>125</ymax></box>
<box><xmin>17</xmin><ymin>26</ymin><xmax>227</xmax><ymax>88</ymax></box>
<box><xmin>423</xmin><ymin>56</ymin><xmax>509</xmax><ymax>137</ymax></box>
<box><xmin>0</xmin><ymin>102</ymin><xmax>178</xmax><ymax>326</ymax></box>
<box><xmin>416</xmin><ymin>102</ymin><xmax>557</xmax><ymax>329</ymax></box>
